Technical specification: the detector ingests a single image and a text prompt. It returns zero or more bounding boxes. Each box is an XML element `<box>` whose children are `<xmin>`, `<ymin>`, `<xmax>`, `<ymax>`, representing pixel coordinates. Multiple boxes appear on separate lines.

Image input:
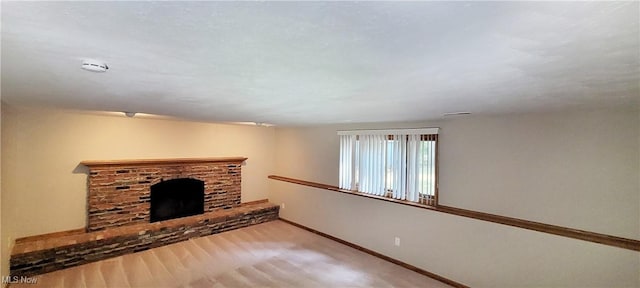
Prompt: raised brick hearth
<box><xmin>10</xmin><ymin>157</ymin><xmax>280</xmax><ymax>276</ymax></box>
<box><xmin>11</xmin><ymin>201</ymin><xmax>279</xmax><ymax>276</ymax></box>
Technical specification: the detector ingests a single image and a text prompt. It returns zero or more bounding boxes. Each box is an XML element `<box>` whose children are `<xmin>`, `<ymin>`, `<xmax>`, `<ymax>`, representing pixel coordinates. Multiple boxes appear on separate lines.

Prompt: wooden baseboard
<box><xmin>278</xmin><ymin>217</ymin><xmax>469</xmax><ymax>288</ymax></box>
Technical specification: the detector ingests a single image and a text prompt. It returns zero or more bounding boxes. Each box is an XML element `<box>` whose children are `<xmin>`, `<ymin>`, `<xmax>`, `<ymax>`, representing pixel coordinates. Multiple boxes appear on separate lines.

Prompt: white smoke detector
<box><xmin>81</xmin><ymin>59</ymin><xmax>108</xmax><ymax>72</ymax></box>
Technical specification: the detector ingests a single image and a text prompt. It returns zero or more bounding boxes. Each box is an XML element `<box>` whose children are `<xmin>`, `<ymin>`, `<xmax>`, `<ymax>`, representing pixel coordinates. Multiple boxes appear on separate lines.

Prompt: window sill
<box><xmin>270</xmin><ymin>175</ymin><xmax>439</xmax><ymax>211</ymax></box>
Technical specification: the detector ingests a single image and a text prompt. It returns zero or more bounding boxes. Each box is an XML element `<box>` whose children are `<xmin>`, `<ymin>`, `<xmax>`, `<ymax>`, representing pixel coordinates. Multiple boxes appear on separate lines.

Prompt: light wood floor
<box><xmin>13</xmin><ymin>220</ymin><xmax>452</xmax><ymax>288</ymax></box>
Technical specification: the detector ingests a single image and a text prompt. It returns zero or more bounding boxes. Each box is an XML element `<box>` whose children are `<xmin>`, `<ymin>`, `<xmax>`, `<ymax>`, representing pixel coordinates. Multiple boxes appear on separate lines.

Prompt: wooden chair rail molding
<box><xmin>268</xmin><ymin>175</ymin><xmax>640</xmax><ymax>252</ymax></box>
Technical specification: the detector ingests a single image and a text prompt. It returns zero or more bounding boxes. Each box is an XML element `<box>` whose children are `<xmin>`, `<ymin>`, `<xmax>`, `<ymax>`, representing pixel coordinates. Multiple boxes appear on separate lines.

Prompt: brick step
<box><xmin>10</xmin><ymin>201</ymin><xmax>279</xmax><ymax>277</ymax></box>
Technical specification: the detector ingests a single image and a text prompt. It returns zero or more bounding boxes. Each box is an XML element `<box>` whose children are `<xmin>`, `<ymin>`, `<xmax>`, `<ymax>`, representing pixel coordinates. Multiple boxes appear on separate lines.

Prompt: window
<box><xmin>338</xmin><ymin>128</ymin><xmax>439</xmax><ymax>206</ymax></box>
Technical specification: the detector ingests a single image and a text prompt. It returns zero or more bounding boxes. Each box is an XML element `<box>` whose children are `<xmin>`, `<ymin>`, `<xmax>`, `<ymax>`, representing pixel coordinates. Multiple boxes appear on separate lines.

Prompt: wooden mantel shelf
<box><xmin>81</xmin><ymin>157</ymin><xmax>248</xmax><ymax>168</ymax></box>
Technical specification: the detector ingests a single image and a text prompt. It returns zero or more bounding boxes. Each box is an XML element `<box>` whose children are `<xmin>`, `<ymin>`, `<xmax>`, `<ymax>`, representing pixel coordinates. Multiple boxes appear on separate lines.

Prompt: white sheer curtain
<box><xmin>338</xmin><ymin>128</ymin><xmax>439</xmax><ymax>205</ymax></box>
<box><xmin>339</xmin><ymin>135</ymin><xmax>356</xmax><ymax>190</ymax></box>
<box><xmin>406</xmin><ymin>134</ymin><xmax>422</xmax><ymax>202</ymax></box>
<box><xmin>422</xmin><ymin>134</ymin><xmax>437</xmax><ymax>204</ymax></box>
<box><xmin>390</xmin><ymin>135</ymin><xmax>407</xmax><ymax>199</ymax></box>
<box><xmin>358</xmin><ymin>134</ymin><xmax>386</xmax><ymax>196</ymax></box>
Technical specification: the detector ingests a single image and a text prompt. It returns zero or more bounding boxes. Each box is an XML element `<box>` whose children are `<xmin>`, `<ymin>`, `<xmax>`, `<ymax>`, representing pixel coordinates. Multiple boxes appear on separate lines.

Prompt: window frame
<box><xmin>338</xmin><ymin>129</ymin><xmax>439</xmax><ymax>206</ymax></box>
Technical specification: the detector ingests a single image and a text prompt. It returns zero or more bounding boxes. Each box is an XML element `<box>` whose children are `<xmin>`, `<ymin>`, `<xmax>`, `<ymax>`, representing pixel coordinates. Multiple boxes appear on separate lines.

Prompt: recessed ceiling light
<box><xmin>254</xmin><ymin>122</ymin><xmax>274</xmax><ymax>127</ymax></box>
<box><xmin>227</xmin><ymin>122</ymin><xmax>275</xmax><ymax>127</ymax></box>
<box><xmin>81</xmin><ymin>59</ymin><xmax>108</xmax><ymax>72</ymax></box>
<box><xmin>443</xmin><ymin>112</ymin><xmax>471</xmax><ymax>116</ymax></box>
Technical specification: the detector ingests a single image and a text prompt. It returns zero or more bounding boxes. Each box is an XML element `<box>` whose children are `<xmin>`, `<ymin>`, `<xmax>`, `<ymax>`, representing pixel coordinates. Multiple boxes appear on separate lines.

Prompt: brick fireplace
<box><xmin>83</xmin><ymin>157</ymin><xmax>245</xmax><ymax>231</ymax></box>
<box><xmin>10</xmin><ymin>157</ymin><xmax>279</xmax><ymax>276</ymax></box>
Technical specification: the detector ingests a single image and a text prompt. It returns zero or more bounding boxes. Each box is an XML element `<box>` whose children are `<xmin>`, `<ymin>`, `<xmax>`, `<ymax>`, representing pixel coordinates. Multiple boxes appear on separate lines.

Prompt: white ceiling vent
<box><xmin>81</xmin><ymin>59</ymin><xmax>108</xmax><ymax>72</ymax></box>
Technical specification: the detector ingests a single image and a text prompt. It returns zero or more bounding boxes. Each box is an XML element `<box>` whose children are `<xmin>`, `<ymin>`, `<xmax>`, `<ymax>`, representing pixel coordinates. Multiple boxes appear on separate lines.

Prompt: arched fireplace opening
<box><xmin>150</xmin><ymin>178</ymin><xmax>205</xmax><ymax>222</ymax></box>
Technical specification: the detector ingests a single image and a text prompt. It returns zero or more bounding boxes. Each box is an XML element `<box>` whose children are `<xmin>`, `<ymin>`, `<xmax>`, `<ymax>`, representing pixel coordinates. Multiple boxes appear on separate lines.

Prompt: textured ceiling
<box><xmin>2</xmin><ymin>1</ymin><xmax>638</xmax><ymax>125</ymax></box>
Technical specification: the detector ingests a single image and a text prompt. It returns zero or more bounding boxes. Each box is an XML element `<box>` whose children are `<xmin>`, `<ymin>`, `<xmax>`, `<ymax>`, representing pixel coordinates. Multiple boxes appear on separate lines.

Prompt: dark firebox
<box><xmin>150</xmin><ymin>178</ymin><xmax>204</xmax><ymax>222</ymax></box>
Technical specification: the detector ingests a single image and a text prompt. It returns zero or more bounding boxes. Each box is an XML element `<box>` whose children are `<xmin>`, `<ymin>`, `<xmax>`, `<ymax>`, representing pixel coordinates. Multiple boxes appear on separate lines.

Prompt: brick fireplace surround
<box><xmin>86</xmin><ymin>157</ymin><xmax>247</xmax><ymax>231</ymax></box>
<box><xmin>10</xmin><ymin>157</ymin><xmax>280</xmax><ymax>277</ymax></box>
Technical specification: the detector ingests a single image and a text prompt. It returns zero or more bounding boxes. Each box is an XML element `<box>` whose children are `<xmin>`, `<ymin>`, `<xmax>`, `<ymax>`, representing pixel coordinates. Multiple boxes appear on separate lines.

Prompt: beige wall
<box><xmin>1</xmin><ymin>104</ymin><xmax>638</xmax><ymax>286</ymax></box>
<box><xmin>0</xmin><ymin>100</ymin><xmax>6</xmax><ymax>282</ymax></box>
<box><xmin>269</xmin><ymin>110</ymin><xmax>639</xmax><ymax>287</ymax></box>
<box><xmin>0</xmin><ymin>104</ymin><xmax>276</xmax><ymax>274</ymax></box>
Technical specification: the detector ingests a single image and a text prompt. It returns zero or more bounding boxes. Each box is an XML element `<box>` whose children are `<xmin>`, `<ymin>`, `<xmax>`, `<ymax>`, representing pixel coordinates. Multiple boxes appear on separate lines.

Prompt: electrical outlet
<box><xmin>281</xmin><ymin>203</ymin><xmax>285</xmax><ymax>209</ymax></box>
<box><xmin>394</xmin><ymin>237</ymin><xmax>400</xmax><ymax>247</ymax></box>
